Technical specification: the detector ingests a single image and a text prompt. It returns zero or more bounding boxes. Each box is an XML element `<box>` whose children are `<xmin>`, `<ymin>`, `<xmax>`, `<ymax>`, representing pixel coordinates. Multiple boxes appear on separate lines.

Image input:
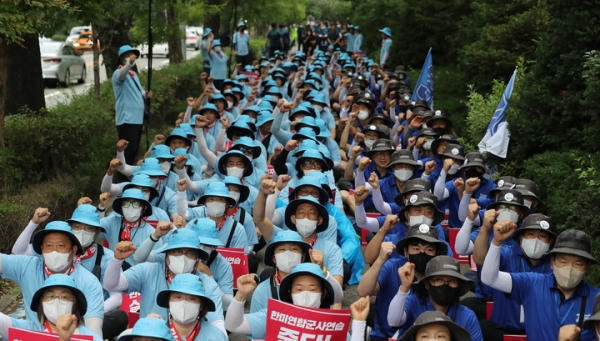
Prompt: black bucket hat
<box><xmin>399</xmin><ymin>311</ymin><xmax>472</xmax><ymax>341</ymax></box>
<box><xmin>393</xmin><ymin>179</ymin><xmax>433</xmax><ymax>207</ymax></box>
<box><xmin>366</xmin><ymin>139</ymin><xmax>395</xmax><ymax>157</ymax></box>
<box><xmin>427</xmin><ymin>110</ymin><xmax>452</xmax><ymax>127</ymax></box>
<box><xmin>395</xmin><ymin>224</ymin><xmax>448</xmax><ymax>256</ymax></box>
<box><xmin>583</xmin><ymin>294</ymin><xmax>600</xmax><ymax>330</ymax></box>
<box><xmin>513</xmin><ymin>213</ymin><xmax>557</xmax><ymax>241</ymax></box>
<box><xmin>414</xmin><ymin>255</ymin><xmax>474</xmax><ymax>297</ymax></box>
<box><xmin>408</xmin><ymin>99</ymin><xmax>430</xmax><ymax>112</ymax></box>
<box><xmin>514</xmin><ymin>178</ymin><xmax>541</xmax><ymax>201</ymax></box>
<box><xmin>387</xmin><ymin>149</ymin><xmax>419</xmax><ymax>169</ymax></box>
<box><xmin>546</xmin><ymin>229</ymin><xmax>599</xmax><ymax>265</ymax></box>
<box><xmin>488</xmin><ymin>176</ymin><xmax>518</xmax><ymax>197</ymax></box>
<box><xmin>437</xmin><ymin>143</ymin><xmax>465</xmax><ymax>161</ymax></box>
<box><xmin>368</xmin><ymin>114</ymin><xmax>391</xmax><ymax>127</ymax></box>
<box><xmin>418</xmin><ymin>127</ymin><xmax>439</xmax><ymax>138</ymax></box>
<box><xmin>485</xmin><ymin>189</ymin><xmax>530</xmax><ymax>217</ymax></box>
<box><xmin>459</xmin><ymin>152</ymin><xmax>488</xmax><ymax>172</ymax></box>
<box><xmin>363</xmin><ymin>124</ymin><xmax>385</xmax><ymax>139</ymax></box>
<box><xmin>398</xmin><ymin>191</ymin><xmax>444</xmax><ymax>226</ymax></box>
<box><xmin>431</xmin><ymin>134</ymin><xmax>458</xmax><ymax>156</ymax></box>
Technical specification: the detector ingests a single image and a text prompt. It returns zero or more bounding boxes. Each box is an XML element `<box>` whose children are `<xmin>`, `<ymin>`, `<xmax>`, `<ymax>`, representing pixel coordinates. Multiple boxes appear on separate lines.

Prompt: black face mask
<box><xmin>408</xmin><ymin>252</ymin><xmax>435</xmax><ymax>274</ymax></box>
<box><xmin>428</xmin><ymin>283</ymin><xmax>460</xmax><ymax>306</ymax></box>
<box><xmin>433</xmin><ymin>127</ymin><xmax>446</xmax><ymax>135</ymax></box>
<box><xmin>464</xmin><ymin>169</ymin><xmax>483</xmax><ymax>180</ymax></box>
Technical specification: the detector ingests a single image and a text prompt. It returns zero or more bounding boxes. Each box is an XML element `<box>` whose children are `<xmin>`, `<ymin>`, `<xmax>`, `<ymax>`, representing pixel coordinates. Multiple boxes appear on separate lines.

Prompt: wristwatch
<box><xmin>321</xmin><ymin>266</ymin><xmax>327</xmax><ymax>277</ymax></box>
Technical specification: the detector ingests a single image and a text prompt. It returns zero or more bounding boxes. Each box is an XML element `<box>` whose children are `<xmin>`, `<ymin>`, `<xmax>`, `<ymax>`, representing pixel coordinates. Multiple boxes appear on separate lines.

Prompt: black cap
<box><xmin>414</xmin><ymin>256</ymin><xmax>474</xmax><ymax>296</ymax></box>
<box><xmin>431</xmin><ymin>134</ymin><xmax>459</xmax><ymax>156</ymax></box>
<box><xmin>488</xmin><ymin>176</ymin><xmax>518</xmax><ymax>197</ymax></box>
<box><xmin>399</xmin><ymin>311</ymin><xmax>472</xmax><ymax>341</ymax></box>
<box><xmin>485</xmin><ymin>189</ymin><xmax>530</xmax><ymax>216</ymax></box>
<box><xmin>366</xmin><ymin>139</ymin><xmax>395</xmax><ymax>156</ymax></box>
<box><xmin>398</xmin><ymin>191</ymin><xmax>444</xmax><ymax>226</ymax></box>
<box><xmin>438</xmin><ymin>143</ymin><xmax>465</xmax><ymax>161</ymax></box>
<box><xmin>393</xmin><ymin>179</ymin><xmax>433</xmax><ymax>207</ymax></box>
<box><xmin>387</xmin><ymin>149</ymin><xmax>419</xmax><ymax>168</ymax></box>
<box><xmin>513</xmin><ymin>213</ymin><xmax>557</xmax><ymax>240</ymax></box>
<box><xmin>459</xmin><ymin>152</ymin><xmax>488</xmax><ymax>171</ymax></box>
<box><xmin>395</xmin><ymin>224</ymin><xmax>448</xmax><ymax>256</ymax></box>
<box><xmin>546</xmin><ymin>229</ymin><xmax>598</xmax><ymax>264</ymax></box>
<box><xmin>514</xmin><ymin>178</ymin><xmax>540</xmax><ymax>201</ymax></box>
<box><xmin>427</xmin><ymin>110</ymin><xmax>452</xmax><ymax>127</ymax></box>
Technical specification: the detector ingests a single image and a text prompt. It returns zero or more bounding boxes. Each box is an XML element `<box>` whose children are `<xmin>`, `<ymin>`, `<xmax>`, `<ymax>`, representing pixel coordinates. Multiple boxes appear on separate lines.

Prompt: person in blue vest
<box><xmin>155</xmin><ymin>273</ymin><xmax>228</xmax><ymax>341</ymax></box>
<box><xmin>112</xmin><ymin>45</ymin><xmax>152</xmax><ymax>165</ymax></box>
<box><xmin>358</xmin><ymin>224</ymin><xmax>448</xmax><ymax>341</ymax></box>
<box><xmin>379</xmin><ymin>149</ymin><xmax>420</xmax><ymax>204</ymax></box>
<box><xmin>11</xmin><ymin>204</ymin><xmax>128</xmax><ymax>340</ymax></box>
<box><xmin>103</xmin><ymin>228</ymin><xmax>227</xmax><ymax>336</ymax></box>
<box><xmin>0</xmin><ymin>274</ymin><xmax>102</xmax><ymax>340</ymax></box>
<box><xmin>201</xmin><ymin>28</ymin><xmax>213</xmax><ymax>75</ymax></box>
<box><xmin>482</xmin><ymin>226</ymin><xmax>600</xmax><ymax>341</ymax></box>
<box><xmin>116</xmin><ymin>317</ymin><xmax>175</xmax><ymax>341</ymax></box>
<box><xmin>434</xmin><ymin>152</ymin><xmax>496</xmax><ymax>228</ymax></box>
<box><xmin>0</xmin><ymin>221</ymin><xmax>104</xmax><ymax>336</ymax></box>
<box><xmin>232</xmin><ymin>22</ymin><xmax>251</xmax><ymax>67</ymax></box>
<box><xmin>420</xmin><ymin>137</ymin><xmax>461</xmax><ymax>185</ymax></box>
<box><xmin>378</xmin><ymin>27</ymin><xmax>392</xmax><ymax>69</ymax></box>
<box><xmin>388</xmin><ymin>256</ymin><xmax>483</xmax><ymax>340</ymax></box>
<box><xmin>208</xmin><ymin>40</ymin><xmax>228</xmax><ymax>90</ymax></box>
<box><xmin>225</xmin><ymin>263</ymin><xmax>337</xmax><ymax>339</ymax></box>
<box><xmin>477</xmin><ymin>213</ymin><xmax>556</xmax><ymax>341</ymax></box>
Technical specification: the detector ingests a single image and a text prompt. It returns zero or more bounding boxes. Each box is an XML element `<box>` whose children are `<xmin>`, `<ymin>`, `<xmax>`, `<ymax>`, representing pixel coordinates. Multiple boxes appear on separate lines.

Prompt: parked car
<box><xmin>186</xmin><ymin>29</ymin><xmax>200</xmax><ymax>50</ymax></box>
<box><xmin>40</xmin><ymin>42</ymin><xmax>86</xmax><ymax>86</ymax></box>
<box><xmin>137</xmin><ymin>43</ymin><xmax>169</xmax><ymax>58</ymax></box>
<box><xmin>66</xmin><ymin>26</ymin><xmax>91</xmax><ymax>44</ymax></box>
<box><xmin>73</xmin><ymin>31</ymin><xmax>99</xmax><ymax>51</ymax></box>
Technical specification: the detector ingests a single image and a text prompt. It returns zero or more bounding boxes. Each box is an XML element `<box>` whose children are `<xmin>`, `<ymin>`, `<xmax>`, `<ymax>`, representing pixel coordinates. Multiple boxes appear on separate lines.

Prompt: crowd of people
<box><xmin>0</xmin><ymin>20</ymin><xmax>599</xmax><ymax>341</ymax></box>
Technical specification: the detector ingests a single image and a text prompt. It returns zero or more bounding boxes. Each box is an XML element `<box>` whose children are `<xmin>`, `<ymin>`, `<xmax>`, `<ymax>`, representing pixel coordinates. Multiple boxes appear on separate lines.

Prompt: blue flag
<box><xmin>411</xmin><ymin>48</ymin><xmax>434</xmax><ymax>109</ymax></box>
<box><xmin>478</xmin><ymin>68</ymin><xmax>517</xmax><ymax>158</ymax></box>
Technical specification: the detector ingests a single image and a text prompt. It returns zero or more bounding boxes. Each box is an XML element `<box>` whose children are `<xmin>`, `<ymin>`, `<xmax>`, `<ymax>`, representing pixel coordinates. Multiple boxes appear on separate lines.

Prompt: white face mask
<box><xmin>496</xmin><ymin>208</ymin><xmax>519</xmax><ymax>224</ymax></box>
<box><xmin>447</xmin><ymin>163</ymin><xmax>460</xmax><ymax>175</ymax></box>
<box><xmin>214</xmin><ymin>46</ymin><xmax>222</xmax><ymax>52</ymax></box>
<box><xmin>168</xmin><ymin>254</ymin><xmax>197</xmax><ymax>275</ymax></box>
<box><xmin>206</xmin><ymin>201</ymin><xmax>226</xmax><ymax>217</ymax></box>
<box><xmin>295</xmin><ymin>218</ymin><xmax>318</xmax><ymax>237</ymax></box>
<box><xmin>291</xmin><ymin>291</ymin><xmax>322</xmax><ymax>308</ymax></box>
<box><xmin>523</xmin><ymin>199</ymin><xmax>532</xmax><ymax>209</ymax></box>
<box><xmin>227</xmin><ymin>101</ymin><xmax>234</xmax><ymax>109</ymax></box>
<box><xmin>122</xmin><ymin>206</ymin><xmax>143</xmax><ymax>222</ymax></box>
<box><xmin>394</xmin><ymin>169</ymin><xmax>413</xmax><ymax>182</ymax></box>
<box><xmin>358</xmin><ymin>110</ymin><xmax>369</xmax><ymax>120</ymax></box>
<box><xmin>73</xmin><ymin>230</ymin><xmax>96</xmax><ymax>248</ymax></box>
<box><xmin>553</xmin><ymin>265</ymin><xmax>586</xmax><ymax>290</ymax></box>
<box><xmin>303</xmin><ymin>169</ymin><xmax>319</xmax><ymax>177</ymax></box>
<box><xmin>169</xmin><ymin>300</ymin><xmax>200</xmax><ymax>324</ymax></box>
<box><xmin>229</xmin><ymin>191</ymin><xmax>241</xmax><ymax>204</ymax></box>
<box><xmin>274</xmin><ymin>250</ymin><xmax>303</xmax><ymax>273</ymax></box>
<box><xmin>423</xmin><ymin>139</ymin><xmax>434</xmax><ymax>151</ymax></box>
<box><xmin>43</xmin><ymin>251</ymin><xmax>72</xmax><ymax>272</ymax></box>
<box><xmin>364</xmin><ymin>139</ymin><xmax>376</xmax><ymax>149</ymax></box>
<box><xmin>200</xmin><ymin>244</ymin><xmax>216</xmax><ymax>255</ymax></box>
<box><xmin>520</xmin><ymin>237</ymin><xmax>550</xmax><ymax>260</ymax></box>
<box><xmin>409</xmin><ymin>215</ymin><xmax>434</xmax><ymax>226</ymax></box>
<box><xmin>226</xmin><ymin>166</ymin><xmax>245</xmax><ymax>179</ymax></box>
<box><xmin>160</xmin><ymin>161</ymin><xmax>171</xmax><ymax>174</ymax></box>
<box><xmin>42</xmin><ymin>300</ymin><xmax>74</xmax><ymax>325</ymax></box>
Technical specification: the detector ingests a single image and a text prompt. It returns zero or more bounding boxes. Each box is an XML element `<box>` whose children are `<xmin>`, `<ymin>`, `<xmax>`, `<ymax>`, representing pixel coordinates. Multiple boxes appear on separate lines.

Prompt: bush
<box><xmin>51</xmin><ymin>34</ymin><xmax>67</xmax><ymax>42</ymax></box>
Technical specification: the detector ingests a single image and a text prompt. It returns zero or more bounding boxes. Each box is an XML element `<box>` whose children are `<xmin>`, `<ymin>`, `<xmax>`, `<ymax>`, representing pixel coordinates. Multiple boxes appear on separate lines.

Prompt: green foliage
<box><xmin>237</xmin><ymin>0</ymin><xmax>308</xmax><ymax>27</ymax></box>
<box><xmin>51</xmin><ymin>34</ymin><xmax>67</xmax><ymax>41</ymax></box>
<box><xmin>0</xmin><ymin>0</ymin><xmax>71</xmax><ymax>45</ymax></box>
<box><xmin>306</xmin><ymin>0</ymin><xmax>352</xmax><ymax>22</ymax></box>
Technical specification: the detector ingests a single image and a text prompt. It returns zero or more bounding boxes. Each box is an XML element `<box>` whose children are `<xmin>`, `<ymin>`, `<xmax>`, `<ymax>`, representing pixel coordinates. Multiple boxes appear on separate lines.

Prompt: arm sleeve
<box><xmin>183</xmin><ymin>106</ymin><xmax>193</xmax><ymax>123</ymax></box>
<box><xmin>101</xmin><ymin>175</ymin><xmax>123</xmax><ymax>196</ymax></box>
<box><xmin>11</xmin><ymin>221</ymin><xmax>38</xmax><ymax>255</ymax></box>
<box><xmin>480</xmin><ymin>243</ymin><xmax>512</xmax><ymax>293</ymax></box>
<box><xmin>355</xmin><ymin>204</ymin><xmax>380</xmax><ymax>232</ymax></box>
<box><xmin>133</xmin><ymin>236</ymin><xmax>158</xmax><ymax>264</ymax></box>
<box><xmin>265</xmin><ymin>191</ymin><xmax>279</xmax><ymax>221</ymax></box>
<box><xmin>387</xmin><ymin>289</ymin><xmax>408</xmax><ymax>327</ymax></box>
<box><xmin>212</xmin><ymin>319</ymin><xmax>227</xmax><ymax>336</ymax></box>
<box><xmin>117</xmin><ymin>63</ymin><xmax>132</xmax><ymax>81</ymax></box>
<box><xmin>455</xmin><ymin>219</ymin><xmax>475</xmax><ymax>255</ymax></box>
<box><xmin>103</xmin><ymin>257</ymin><xmax>129</xmax><ymax>292</ymax></box>
<box><xmin>224</xmin><ymin>299</ymin><xmax>251</xmax><ymax>334</ymax></box>
<box><xmin>339</xmin><ymin>106</ymin><xmax>349</xmax><ymax>119</ymax></box>
<box><xmin>176</xmin><ymin>190</ymin><xmax>188</xmax><ymax>216</ymax></box>
<box><xmin>372</xmin><ymin>187</ymin><xmax>392</xmax><ymax>215</ymax></box>
<box><xmin>216</xmin><ymin>128</ymin><xmax>227</xmax><ymax>152</ymax></box>
<box><xmin>0</xmin><ymin>313</ymin><xmax>12</xmax><ymax>338</ymax></box>
<box><xmin>350</xmin><ymin>320</ymin><xmax>366</xmax><ymax>341</ymax></box>
<box><xmin>194</xmin><ymin>127</ymin><xmax>217</xmax><ymax>168</ymax></box>
<box><xmin>355</xmin><ymin>168</ymin><xmax>366</xmax><ymax>188</ymax></box>
<box><xmin>326</xmin><ymin>271</ymin><xmax>344</xmax><ymax>304</ymax></box>
<box><xmin>175</xmin><ymin>168</ymin><xmax>197</xmax><ymax>194</ymax></box>
<box><xmin>458</xmin><ymin>192</ymin><xmax>472</xmax><ymax>221</ymax></box>
<box><xmin>85</xmin><ymin>316</ymin><xmax>103</xmax><ymax>338</ymax></box>
<box><xmin>274</xmin><ymin>150</ymin><xmax>290</xmax><ymax>176</ymax></box>
<box><xmin>103</xmin><ymin>292</ymin><xmax>122</xmax><ymax>312</ymax></box>
<box><xmin>433</xmin><ymin>171</ymin><xmax>450</xmax><ymax>200</ymax></box>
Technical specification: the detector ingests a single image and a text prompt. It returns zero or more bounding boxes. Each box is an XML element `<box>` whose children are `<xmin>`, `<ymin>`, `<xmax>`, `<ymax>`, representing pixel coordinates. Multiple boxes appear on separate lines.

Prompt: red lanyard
<box><xmin>170</xmin><ymin>320</ymin><xmax>201</xmax><ymax>341</ymax></box>
<box><xmin>309</xmin><ymin>236</ymin><xmax>318</xmax><ymax>246</ymax></box>
<box><xmin>44</xmin><ymin>320</ymin><xmax>54</xmax><ymax>333</ymax></box>
<box><xmin>76</xmin><ymin>243</ymin><xmax>97</xmax><ymax>263</ymax></box>
<box><xmin>165</xmin><ymin>265</ymin><xmax>173</xmax><ymax>284</ymax></box>
<box><xmin>44</xmin><ymin>263</ymin><xmax>75</xmax><ymax>277</ymax></box>
<box><xmin>276</xmin><ymin>271</ymin><xmax>283</xmax><ymax>285</ymax></box>
<box><xmin>120</xmin><ymin>219</ymin><xmax>146</xmax><ymax>242</ymax></box>
<box><xmin>204</xmin><ymin>122</ymin><xmax>216</xmax><ymax>134</ymax></box>
<box><xmin>214</xmin><ymin>216</ymin><xmax>227</xmax><ymax>230</ymax></box>
<box><xmin>226</xmin><ymin>206</ymin><xmax>239</xmax><ymax>218</ymax></box>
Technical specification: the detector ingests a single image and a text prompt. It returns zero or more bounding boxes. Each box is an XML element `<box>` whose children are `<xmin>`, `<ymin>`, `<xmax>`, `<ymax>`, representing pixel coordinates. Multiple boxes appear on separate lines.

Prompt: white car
<box><xmin>186</xmin><ymin>28</ymin><xmax>202</xmax><ymax>50</ymax></box>
<box><xmin>40</xmin><ymin>42</ymin><xmax>86</xmax><ymax>86</ymax></box>
<box><xmin>137</xmin><ymin>43</ymin><xmax>169</xmax><ymax>58</ymax></box>
<box><xmin>65</xmin><ymin>26</ymin><xmax>91</xmax><ymax>44</ymax></box>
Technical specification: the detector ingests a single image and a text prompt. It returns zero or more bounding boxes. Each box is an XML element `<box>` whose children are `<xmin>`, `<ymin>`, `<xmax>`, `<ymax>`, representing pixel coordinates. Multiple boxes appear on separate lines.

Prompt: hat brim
<box><xmin>278</xmin><ymin>271</ymin><xmax>335</xmax><ymax>306</ymax></box>
<box><xmin>197</xmin><ymin>193</ymin><xmax>237</xmax><ymax>207</ymax></box>
<box><xmin>230</xmin><ymin>143</ymin><xmax>262</xmax><ymax>160</ymax></box>
<box><xmin>438</xmin><ymin>152</ymin><xmax>465</xmax><ymax>161</ymax></box>
<box><xmin>222</xmin><ymin>182</ymin><xmax>250</xmax><ymax>204</ymax></box>
<box><xmin>113</xmin><ymin>196</ymin><xmax>153</xmax><ymax>218</ymax></box>
<box><xmin>399</xmin><ymin>317</ymin><xmax>472</xmax><ymax>341</ymax></box>
<box><xmin>583</xmin><ymin>311</ymin><xmax>600</xmax><ymax>329</ymax></box>
<box><xmin>387</xmin><ymin>158</ymin><xmax>420</xmax><ymax>169</ymax></box>
<box><xmin>157</xmin><ymin>243</ymin><xmax>208</xmax><ymax>260</ymax></box>
<box><xmin>295</xmin><ymin>123</ymin><xmax>321</xmax><ymax>135</ymax></box>
<box><xmin>118</xmin><ymin>49</ymin><xmax>140</xmax><ymax>61</ymax></box>
<box><xmin>366</xmin><ymin>146</ymin><xmax>394</xmax><ymax>157</ymax></box>
<box><xmin>32</xmin><ymin>229</ymin><xmax>84</xmax><ymax>256</ymax></box>
<box><xmin>395</xmin><ymin>236</ymin><xmax>448</xmax><ymax>256</ymax></box>
<box><xmin>284</xmin><ymin>199</ymin><xmax>329</xmax><ymax>233</ymax></box>
<box><xmin>414</xmin><ymin>271</ymin><xmax>474</xmax><ymax>297</ymax></box>
<box><xmin>66</xmin><ymin>218</ymin><xmax>105</xmax><ymax>232</ymax></box>
<box><xmin>290</xmin><ymin>184</ymin><xmax>329</xmax><ymax>206</ymax></box>
<box><xmin>546</xmin><ymin>248</ymin><xmax>599</xmax><ymax>265</ymax></box>
<box><xmin>485</xmin><ymin>201</ymin><xmax>530</xmax><ymax>217</ymax></box>
<box><xmin>294</xmin><ymin>155</ymin><xmax>330</xmax><ymax>173</ymax></box>
<box><xmin>123</xmin><ymin>183</ymin><xmax>160</xmax><ymax>202</ymax></box>
<box><xmin>512</xmin><ymin>227</ymin><xmax>557</xmax><ymax>241</ymax></box>
<box><xmin>515</xmin><ymin>188</ymin><xmax>541</xmax><ymax>201</ymax></box>
<box><xmin>430</xmin><ymin>138</ymin><xmax>457</xmax><ymax>156</ymax></box>
<box><xmin>226</xmin><ymin>127</ymin><xmax>255</xmax><ymax>142</ymax></box>
<box><xmin>165</xmin><ymin>135</ymin><xmax>192</xmax><ymax>148</ymax></box>
<box><xmin>31</xmin><ymin>283</ymin><xmax>87</xmax><ymax>315</ymax></box>
<box><xmin>156</xmin><ymin>290</ymin><xmax>216</xmax><ymax>312</ymax></box>
<box><xmin>198</xmin><ymin>236</ymin><xmax>224</xmax><ymax>247</ymax></box>
<box><xmin>217</xmin><ymin>152</ymin><xmax>253</xmax><ymax>177</ymax></box>
<box><xmin>264</xmin><ymin>241</ymin><xmax>312</xmax><ymax>267</ymax></box>
<box><xmin>459</xmin><ymin>162</ymin><xmax>488</xmax><ymax>172</ymax></box>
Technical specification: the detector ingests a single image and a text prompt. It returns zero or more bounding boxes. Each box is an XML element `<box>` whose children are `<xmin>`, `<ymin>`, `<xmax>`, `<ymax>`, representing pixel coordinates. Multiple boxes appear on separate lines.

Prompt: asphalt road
<box><xmin>43</xmin><ymin>47</ymin><xmax>200</xmax><ymax>108</ymax></box>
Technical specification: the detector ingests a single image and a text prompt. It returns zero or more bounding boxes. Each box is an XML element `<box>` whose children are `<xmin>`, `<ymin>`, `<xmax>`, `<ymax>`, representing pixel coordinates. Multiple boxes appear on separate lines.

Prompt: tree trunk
<box><xmin>4</xmin><ymin>34</ymin><xmax>45</xmax><ymax>117</ymax></box>
<box><xmin>96</xmin><ymin>14</ymin><xmax>135</xmax><ymax>78</ymax></box>
<box><xmin>166</xmin><ymin>0</ymin><xmax>183</xmax><ymax>64</ymax></box>
<box><xmin>204</xmin><ymin>0</ymin><xmax>221</xmax><ymax>37</ymax></box>
<box><xmin>0</xmin><ymin>36</ymin><xmax>8</xmax><ymax>147</ymax></box>
<box><xmin>91</xmin><ymin>23</ymin><xmax>101</xmax><ymax>102</ymax></box>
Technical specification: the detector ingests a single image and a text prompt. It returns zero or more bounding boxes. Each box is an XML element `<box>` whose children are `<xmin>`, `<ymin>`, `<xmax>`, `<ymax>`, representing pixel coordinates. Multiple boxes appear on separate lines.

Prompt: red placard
<box><xmin>240</xmin><ymin>71</ymin><xmax>260</xmax><ymax>82</ymax></box>
<box><xmin>265</xmin><ymin>298</ymin><xmax>350</xmax><ymax>341</ymax></box>
<box><xmin>216</xmin><ymin>248</ymin><xmax>249</xmax><ymax>289</ymax></box>
<box><xmin>119</xmin><ymin>292</ymin><xmax>141</xmax><ymax>328</ymax></box>
<box><xmin>8</xmin><ymin>328</ymin><xmax>93</xmax><ymax>341</ymax></box>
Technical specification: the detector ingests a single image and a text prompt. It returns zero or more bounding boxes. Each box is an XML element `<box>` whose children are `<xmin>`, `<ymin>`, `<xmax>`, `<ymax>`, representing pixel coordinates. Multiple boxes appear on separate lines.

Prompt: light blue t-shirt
<box><xmin>345</xmin><ymin>32</ymin><xmax>355</xmax><ymax>52</ymax></box>
<box><xmin>112</xmin><ymin>68</ymin><xmax>145</xmax><ymax>126</ymax></box>
<box><xmin>187</xmin><ymin>209</ymin><xmax>248</xmax><ymax>250</ymax></box>
<box><xmin>250</xmin><ymin>278</ymin><xmax>279</xmax><ymax>313</ymax></box>
<box><xmin>200</xmin><ymin>40</ymin><xmax>211</xmax><ymax>66</ymax></box>
<box><xmin>380</xmin><ymin>38</ymin><xmax>392</xmax><ymax>65</ymax></box>
<box><xmin>210</xmin><ymin>51</ymin><xmax>228</xmax><ymax>80</ymax></box>
<box><xmin>151</xmin><ymin>185</ymin><xmax>178</xmax><ymax>218</ymax></box>
<box><xmin>233</xmin><ymin>32</ymin><xmax>250</xmax><ymax>56</ymax></box>
<box><xmin>0</xmin><ymin>255</ymin><xmax>104</xmax><ymax>323</ymax></box>
<box><xmin>79</xmin><ymin>245</ymin><xmax>119</xmax><ymax>301</ymax></box>
<box><xmin>208</xmin><ymin>252</ymin><xmax>234</xmax><ymax>295</ymax></box>
<box><xmin>354</xmin><ymin>33</ymin><xmax>363</xmax><ymax>52</ymax></box>
<box><xmin>124</xmin><ymin>263</ymin><xmax>224</xmax><ymax>324</ymax></box>
<box><xmin>11</xmin><ymin>318</ymin><xmax>102</xmax><ymax>341</ymax></box>
<box><xmin>193</xmin><ymin>320</ymin><xmax>228</xmax><ymax>340</ymax></box>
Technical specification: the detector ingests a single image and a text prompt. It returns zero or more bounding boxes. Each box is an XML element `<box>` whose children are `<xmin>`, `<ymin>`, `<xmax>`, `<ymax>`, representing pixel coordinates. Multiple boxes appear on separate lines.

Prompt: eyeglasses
<box><xmin>169</xmin><ymin>249</ymin><xmax>199</xmax><ymax>259</ymax></box>
<box><xmin>496</xmin><ymin>204</ymin><xmax>519</xmax><ymax>211</ymax></box>
<box><xmin>70</xmin><ymin>223</ymin><xmax>97</xmax><ymax>232</ymax></box>
<box><xmin>238</xmin><ymin>147</ymin><xmax>254</xmax><ymax>155</ymax></box>
<box><xmin>297</xmin><ymin>187</ymin><xmax>321</xmax><ymax>197</ymax></box>
<box><xmin>302</xmin><ymin>160</ymin><xmax>322</xmax><ymax>169</ymax></box>
<box><xmin>42</xmin><ymin>294</ymin><xmax>74</xmax><ymax>304</ymax></box>
<box><xmin>428</xmin><ymin>277</ymin><xmax>459</xmax><ymax>287</ymax></box>
<box><xmin>372</xmin><ymin>151</ymin><xmax>391</xmax><ymax>158</ymax></box>
<box><xmin>122</xmin><ymin>201</ymin><xmax>141</xmax><ymax>208</ymax></box>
